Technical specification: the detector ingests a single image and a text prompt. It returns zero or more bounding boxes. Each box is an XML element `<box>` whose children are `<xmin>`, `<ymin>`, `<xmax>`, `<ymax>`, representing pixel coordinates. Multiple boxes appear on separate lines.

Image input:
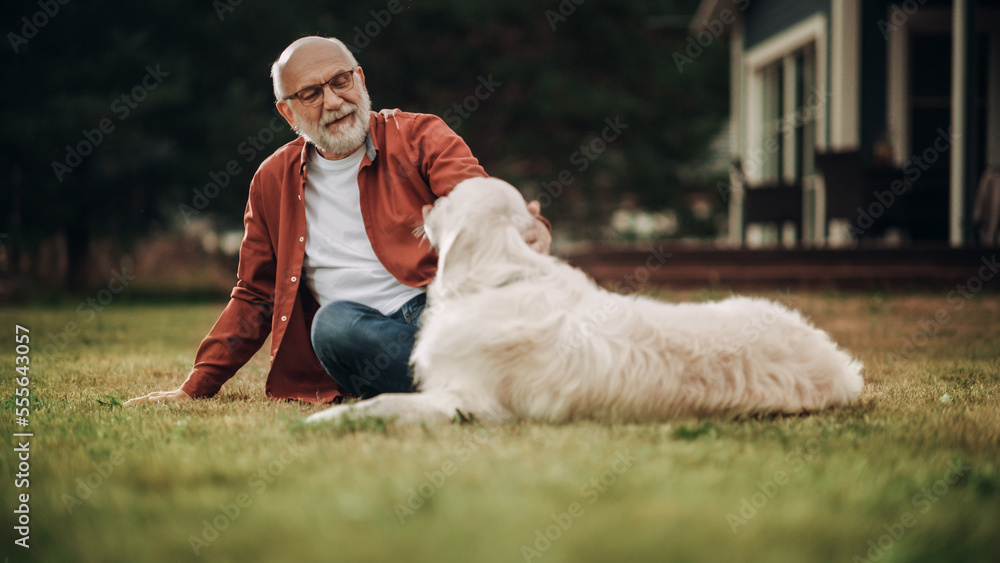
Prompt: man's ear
<box><xmin>355</xmin><ymin>66</ymin><xmax>367</xmax><ymax>90</ymax></box>
<box><xmin>276</xmin><ymin>100</ymin><xmax>296</xmax><ymax>131</ymax></box>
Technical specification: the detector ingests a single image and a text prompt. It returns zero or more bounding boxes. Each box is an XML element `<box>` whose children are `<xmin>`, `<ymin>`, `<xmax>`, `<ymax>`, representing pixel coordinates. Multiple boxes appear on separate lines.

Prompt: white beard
<box><xmin>293</xmin><ymin>86</ymin><xmax>372</xmax><ymax>157</ymax></box>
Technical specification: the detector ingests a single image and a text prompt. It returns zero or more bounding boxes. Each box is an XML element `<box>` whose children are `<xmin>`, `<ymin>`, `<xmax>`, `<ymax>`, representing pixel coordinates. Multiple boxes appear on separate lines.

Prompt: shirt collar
<box><xmin>364</xmin><ymin>130</ymin><xmax>377</xmax><ymax>162</ymax></box>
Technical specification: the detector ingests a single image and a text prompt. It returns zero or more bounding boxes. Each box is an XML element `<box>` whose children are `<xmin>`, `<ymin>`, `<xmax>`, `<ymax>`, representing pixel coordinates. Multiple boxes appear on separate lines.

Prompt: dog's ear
<box><xmin>435</xmin><ymin>227</ymin><xmax>477</xmax><ymax>290</ymax></box>
<box><xmin>437</xmin><ymin>229</ymin><xmax>461</xmax><ymax>261</ymax></box>
<box><xmin>434</xmin><ymin>217</ymin><xmax>468</xmax><ymax>274</ymax></box>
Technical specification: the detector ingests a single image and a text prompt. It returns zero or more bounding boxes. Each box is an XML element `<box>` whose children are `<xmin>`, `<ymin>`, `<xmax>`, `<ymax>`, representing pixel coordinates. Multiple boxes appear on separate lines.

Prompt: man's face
<box><xmin>276</xmin><ymin>47</ymin><xmax>372</xmax><ymax>159</ymax></box>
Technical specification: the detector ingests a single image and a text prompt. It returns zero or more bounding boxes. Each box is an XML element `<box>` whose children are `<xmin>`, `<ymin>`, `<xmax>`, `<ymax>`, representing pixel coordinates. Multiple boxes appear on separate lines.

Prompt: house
<box><xmin>691</xmin><ymin>0</ymin><xmax>1000</xmax><ymax>248</ymax></box>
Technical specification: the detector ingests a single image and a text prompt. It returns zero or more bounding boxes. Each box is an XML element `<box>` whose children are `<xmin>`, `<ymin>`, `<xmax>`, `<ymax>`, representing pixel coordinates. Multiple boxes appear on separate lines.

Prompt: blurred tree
<box><xmin>0</xmin><ymin>0</ymin><xmax>726</xmax><ymax>289</ymax></box>
<box><xmin>365</xmin><ymin>0</ymin><xmax>729</xmax><ymax>236</ymax></box>
<box><xmin>3</xmin><ymin>0</ymin><xmax>286</xmax><ymax>287</ymax></box>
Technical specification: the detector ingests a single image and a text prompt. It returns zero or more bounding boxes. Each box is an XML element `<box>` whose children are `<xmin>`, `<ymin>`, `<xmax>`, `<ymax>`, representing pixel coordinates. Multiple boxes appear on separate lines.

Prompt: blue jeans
<box><xmin>310</xmin><ymin>293</ymin><xmax>426</xmax><ymax>398</ymax></box>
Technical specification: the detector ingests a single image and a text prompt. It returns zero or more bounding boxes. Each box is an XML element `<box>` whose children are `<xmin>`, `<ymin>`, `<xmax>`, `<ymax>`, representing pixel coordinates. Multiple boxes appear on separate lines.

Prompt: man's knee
<box><xmin>311</xmin><ymin>300</ymin><xmax>369</xmax><ymax>354</ymax></box>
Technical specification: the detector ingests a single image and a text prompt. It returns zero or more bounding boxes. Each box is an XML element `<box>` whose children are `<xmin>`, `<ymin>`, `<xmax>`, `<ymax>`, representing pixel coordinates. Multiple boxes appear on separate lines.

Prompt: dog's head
<box><xmin>421</xmin><ymin>177</ymin><xmax>542</xmax><ymax>295</ymax></box>
<box><xmin>422</xmin><ymin>177</ymin><xmax>536</xmax><ymax>254</ymax></box>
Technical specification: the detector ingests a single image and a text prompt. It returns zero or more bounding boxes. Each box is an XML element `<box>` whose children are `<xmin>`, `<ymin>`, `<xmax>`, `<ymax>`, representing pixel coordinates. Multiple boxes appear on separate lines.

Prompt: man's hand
<box><xmin>124</xmin><ymin>388</ymin><xmax>192</xmax><ymax>407</ymax></box>
<box><xmin>524</xmin><ymin>200</ymin><xmax>552</xmax><ymax>255</ymax></box>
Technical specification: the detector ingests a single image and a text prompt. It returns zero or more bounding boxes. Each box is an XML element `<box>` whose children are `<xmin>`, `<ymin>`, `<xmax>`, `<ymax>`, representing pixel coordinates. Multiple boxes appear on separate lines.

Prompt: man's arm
<box><xmin>126</xmin><ymin>179</ymin><xmax>276</xmax><ymax>405</ymax></box>
<box><xmin>413</xmin><ymin>114</ymin><xmax>552</xmax><ymax>254</ymax></box>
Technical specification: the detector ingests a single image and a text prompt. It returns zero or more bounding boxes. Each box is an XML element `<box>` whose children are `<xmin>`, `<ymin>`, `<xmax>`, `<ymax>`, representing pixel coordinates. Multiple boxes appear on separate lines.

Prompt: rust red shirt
<box><xmin>181</xmin><ymin>109</ymin><xmax>489</xmax><ymax>402</ymax></box>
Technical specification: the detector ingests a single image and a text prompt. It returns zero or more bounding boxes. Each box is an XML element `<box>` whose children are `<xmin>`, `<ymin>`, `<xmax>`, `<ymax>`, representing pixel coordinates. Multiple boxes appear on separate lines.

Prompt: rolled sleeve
<box><xmin>411</xmin><ymin>113</ymin><xmax>489</xmax><ymax>196</ymax></box>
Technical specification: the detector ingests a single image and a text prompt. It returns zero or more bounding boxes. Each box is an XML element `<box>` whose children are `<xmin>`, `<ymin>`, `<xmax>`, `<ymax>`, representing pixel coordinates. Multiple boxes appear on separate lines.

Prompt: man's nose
<box><xmin>321</xmin><ymin>84</ymin><xmax>345</xmax><ymax>110</ymax></box>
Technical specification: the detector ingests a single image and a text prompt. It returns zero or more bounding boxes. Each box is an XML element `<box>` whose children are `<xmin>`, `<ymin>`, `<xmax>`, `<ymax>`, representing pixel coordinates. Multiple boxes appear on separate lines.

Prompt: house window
<box><xmin>757</xmin><ymin>46</ymin><xmax>817</xmax><ymax>186</ymax></box>
<box><xmin>760</xmin><ymin>61</ymin><xmax>784</xmax><ymax>185</ymax></box>
<box><xmin>794</xmin><ymin>48</ymin><xmax>817</xmax><ymax>185</ymax></box>
<box><xmin>746</xmin><ymin>44</ymin><xmax>818</xmax><ymax>247</ymax></box>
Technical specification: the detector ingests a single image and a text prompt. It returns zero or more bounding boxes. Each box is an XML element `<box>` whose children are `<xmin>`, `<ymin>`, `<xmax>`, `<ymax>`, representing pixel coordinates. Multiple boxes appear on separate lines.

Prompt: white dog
<box><xmin>306</xmin><ymin>178</ymin><xmax>864</xmax><ymax>425</ymax></box>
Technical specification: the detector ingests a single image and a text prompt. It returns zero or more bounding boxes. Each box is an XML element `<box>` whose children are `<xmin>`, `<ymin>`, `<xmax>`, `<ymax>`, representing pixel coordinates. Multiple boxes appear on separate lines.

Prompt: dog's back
<box><xmin>416</xmin><ymin>268</ymin><xmax>864</xmax><ymax>423</ymax></box>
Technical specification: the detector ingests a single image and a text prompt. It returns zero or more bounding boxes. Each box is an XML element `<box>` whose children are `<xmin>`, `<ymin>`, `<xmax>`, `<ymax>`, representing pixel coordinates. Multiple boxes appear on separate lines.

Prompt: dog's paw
<box><xmin>304</xmin><ymin>404</ymin><xmax>353</xmax><ymax>424</ymax></box>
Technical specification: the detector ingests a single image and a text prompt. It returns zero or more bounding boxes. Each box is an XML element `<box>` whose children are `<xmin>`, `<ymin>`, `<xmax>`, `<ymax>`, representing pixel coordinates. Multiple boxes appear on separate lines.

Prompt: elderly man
<box><xmin>126</xmin><ymin>36</ymin><xmax>550</xmax><ymax>406</ymax></box>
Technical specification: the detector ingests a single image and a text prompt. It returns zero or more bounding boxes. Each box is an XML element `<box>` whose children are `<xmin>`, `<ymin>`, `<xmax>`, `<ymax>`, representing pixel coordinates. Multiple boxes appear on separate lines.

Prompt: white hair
<box><xmin>306</xmin><ymin>178</ymin><xmax>865</xmax><ymax>425</ymax></box>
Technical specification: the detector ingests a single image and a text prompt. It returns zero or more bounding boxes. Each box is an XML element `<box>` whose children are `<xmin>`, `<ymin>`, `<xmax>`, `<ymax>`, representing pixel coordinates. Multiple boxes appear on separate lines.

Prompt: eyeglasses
<box><xmin>283</xmin><ymin>68</ymin><xmax>357</xmax><ymax>106</ymax></box>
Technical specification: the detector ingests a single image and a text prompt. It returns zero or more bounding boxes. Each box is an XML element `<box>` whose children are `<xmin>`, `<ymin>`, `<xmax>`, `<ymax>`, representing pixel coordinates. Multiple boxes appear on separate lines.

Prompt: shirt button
<box><xmin>299</xmin><ymin>237</ymin><xmax>305</xmax><ymax>242</ymax></box>
<box><xmin>281</xmin><ymin>316</ymin><xmax>287</xmax><ymax>322</ymax></box>
<box><xmin>291</xmin><ymin>276</ymin><xmax>297</xmax><ymax>282</ymax></box>
<box><xmin>270</xmin><ymin>355</ymin><xmax>274</xmax><ymax>362</ymax></box>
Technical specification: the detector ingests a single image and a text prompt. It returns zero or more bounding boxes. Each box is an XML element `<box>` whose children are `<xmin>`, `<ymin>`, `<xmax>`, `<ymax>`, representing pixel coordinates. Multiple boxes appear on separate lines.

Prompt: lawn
<box><xmin>1</xmin><ymin>290</ymin><xmax>998</xmax><ymax>563</ymax></box>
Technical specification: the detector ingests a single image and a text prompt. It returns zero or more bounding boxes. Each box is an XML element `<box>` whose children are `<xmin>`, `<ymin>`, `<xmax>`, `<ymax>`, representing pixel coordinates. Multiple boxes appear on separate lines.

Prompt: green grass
<box><xmin>1</xmin><ymin>291</ymin><xmax>999</xmax><ymax>563</ymax></box>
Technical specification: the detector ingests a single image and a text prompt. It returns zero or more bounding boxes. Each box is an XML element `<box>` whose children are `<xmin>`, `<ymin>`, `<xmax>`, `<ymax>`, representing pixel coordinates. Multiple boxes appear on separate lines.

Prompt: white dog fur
<box><xmin>306</xmin><ymin>178</ymin><xmax>864</xmax><ymax>425</ymax></box>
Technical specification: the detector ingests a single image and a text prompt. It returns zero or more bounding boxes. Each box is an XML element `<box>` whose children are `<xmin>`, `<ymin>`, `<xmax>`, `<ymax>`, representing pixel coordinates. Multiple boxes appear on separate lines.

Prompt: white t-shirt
<box><xmin>302</xmin><ymin>146</ymin><xmax>424</xmax><ymax>315</ymax></box>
